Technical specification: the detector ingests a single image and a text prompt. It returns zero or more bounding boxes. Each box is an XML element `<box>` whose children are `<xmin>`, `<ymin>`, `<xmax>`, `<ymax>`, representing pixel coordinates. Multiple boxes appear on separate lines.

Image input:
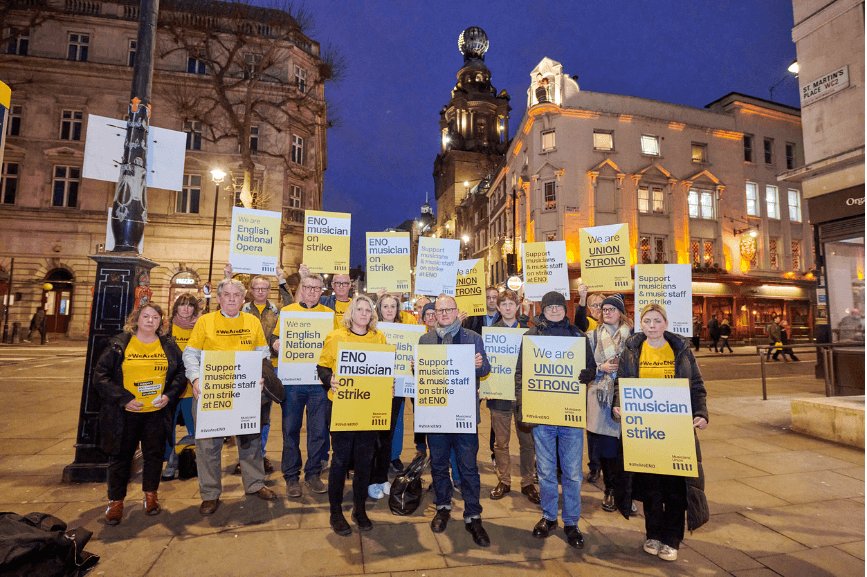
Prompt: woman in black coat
<box><xmin>93</xmin><ymin>302</ymin><xmax>186</xmax><ymax>526</ymax></box>
<box><xmin>612</xmin><ymin>303</ymin><xmax>709</xmax><ymax>562</ymax></box>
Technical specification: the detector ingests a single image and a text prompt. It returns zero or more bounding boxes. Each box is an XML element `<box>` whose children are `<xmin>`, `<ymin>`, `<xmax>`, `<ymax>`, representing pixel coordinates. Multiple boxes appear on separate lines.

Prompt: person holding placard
<box><xmin>514</xmin><ymin>291</ymin><xmax>596</xmax><ymax>549</ymax></box>
<box><xmin>160</xmin><ymin>293</ymin><xmax>200</xmax><ymax>482</ymax></box>
<box><xmin>585</xmin><ymin>294</ymin><xmax>633</xmax><ymax>512</ymax></box>
<box><xmin>316</xmin><ymin>295</ymin><xmax>389</xmax><ymax>536</ymax></box>
<box><xmin>94</xmin><ymin>303</ymin><xmax>187</xmax><ymax>525</ymax></box>
<box><xmin>612</xmin><ymin>303</ymin><xmax>709</xmax><ymax>562</ymax></box>
<box><xmin>270</xmin><ymin>272</ymin><xmax>334</xmax><ymax>498</ymax></box>
<box><xmin>183</xmin><ymin>279</ymin><xmax>277</xmax><ymax>516</ymax></box>
<box><xmin>419</xmin><ymin>294</ymin><xmax>492</xmax><ymax>547</ymax></box>
<box><xmin>488</xmin><ymin>289</ymin><xmax>539</xmax><ymax>504</ymax></box>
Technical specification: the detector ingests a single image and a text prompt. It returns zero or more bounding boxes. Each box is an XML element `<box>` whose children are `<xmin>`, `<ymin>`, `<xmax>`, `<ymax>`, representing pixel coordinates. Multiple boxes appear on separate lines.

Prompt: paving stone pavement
<box><xmin>0</xmin><ymin>341</ymin><xmax>862</xmax><ymax>576</ymax></box>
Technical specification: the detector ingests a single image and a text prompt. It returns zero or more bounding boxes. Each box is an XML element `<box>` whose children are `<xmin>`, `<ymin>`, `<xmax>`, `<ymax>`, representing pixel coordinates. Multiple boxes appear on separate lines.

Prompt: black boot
<box><xmin>330</xmin><ymin>511</ymin><xmax>351</xmax><ymax>536</ymax></box>
<box><xmin>351</xmin><ymin>501</ymin><xmax>372</xmax><ymax>531</ymax></box>
<box><xmin>601</xmin><ymin>488</ymin><xmax>616</xmax><ymax>512</ymax></box>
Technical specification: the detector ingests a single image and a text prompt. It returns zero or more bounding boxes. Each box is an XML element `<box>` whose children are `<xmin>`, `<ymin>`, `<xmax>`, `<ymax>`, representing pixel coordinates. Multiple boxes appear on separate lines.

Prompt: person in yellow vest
<box><xmin>183</xmin><ymin>279</ymin><xmax>277</xmax><ymax>517</ymax></box>
<box><xmin>613</xmin><ymin>303</ymin><xmax>709</xmax><ymax>562</ymax></box>
<box><xmin>160</xmin><ymin>292</ymin><xmax>200</xmax><ymax>481</ymax></box>
<box><xmin>270</xmin><ymin>272</ymin><xmax>333</xmax><ymax>498</ymax></box>
<box><xmin>93</xmin><ymin>302</ymin><xmax>187</xmax><ymax>525</ymax></box>
<box><xmin>316</xmin><ymin>294</ymin><xmax>389</xmax><ymax>535</ymax></box>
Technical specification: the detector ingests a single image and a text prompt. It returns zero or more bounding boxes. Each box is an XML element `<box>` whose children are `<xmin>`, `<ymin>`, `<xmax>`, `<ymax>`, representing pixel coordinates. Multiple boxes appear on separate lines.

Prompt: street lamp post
<box><xmin>206</xmin><ymin>169</ymin><xmax>226</xmax><ymax>312</ymax></box>
<box><xmin>769</xmin><ymin>60</ymin><xmax>799</xmax><ymax>101</ymax></box>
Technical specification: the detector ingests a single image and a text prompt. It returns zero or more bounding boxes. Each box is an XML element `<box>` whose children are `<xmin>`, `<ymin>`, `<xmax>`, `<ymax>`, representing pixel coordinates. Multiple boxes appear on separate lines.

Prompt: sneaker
<box><xmin>643</xmin><ymin>539</ymin><xmax>662</xmax><ymax>555</ymax></box>
<box><xmin>306</xmin><ymin>476</ymin><xmax>327</xmax><ymax>494</ymax></box>
<box><xmin>286</xmin><ymin>479</ymin><xmax>302</xmax><ymax>498</ymax></box>
<box><xmin>160</xmin><ymin>463</ymin><xmax>176</xmax><ymax>482</ymax></box>
<box><xmin>658</xmin><ymin>544</ymin><xmax>678</xmax><ymax>561</ymax></box>
<box><xmin>368</xmin><ymin>483</ymin><xmax>385</xmax><ymax>499</ymax></box>
<box><xmin>382</xmin><ymin>481</ymin><xmax>391</xmax><ymax>496</ymax></box>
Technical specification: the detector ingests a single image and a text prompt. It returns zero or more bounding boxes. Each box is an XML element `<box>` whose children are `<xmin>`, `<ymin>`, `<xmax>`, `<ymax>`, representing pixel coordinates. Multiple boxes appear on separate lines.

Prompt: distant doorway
<box><xmin>43</xmin><ymin>269</ymin><xmax>74</xmax><ymax>334</ymax></box>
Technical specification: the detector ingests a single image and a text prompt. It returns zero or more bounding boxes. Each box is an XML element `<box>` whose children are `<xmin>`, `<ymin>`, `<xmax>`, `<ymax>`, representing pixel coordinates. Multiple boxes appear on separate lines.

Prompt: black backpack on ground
<box><xmin>388</xmin><ymin>453</ymin><xmax>429</xmax><ymax>516</ymax></box>
<box><xmin>176</xmin><ymin>434</ymin><xmax>197</xmax><ymax>480</ymax></box>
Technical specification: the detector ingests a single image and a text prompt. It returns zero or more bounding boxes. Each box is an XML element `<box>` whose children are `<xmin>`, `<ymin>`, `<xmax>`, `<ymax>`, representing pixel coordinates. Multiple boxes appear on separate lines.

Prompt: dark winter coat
<box><xmin>707</xmin><ymin>317</ymin><xmax>720</xmax><ymax>340</ymax></box>
<box><xmin>613</xmin><ymin>330</ymin><xmax>710</xmax><ymax>533</ymax></box>
<box><xmin>514</xmin><ymin>314</ymin><xmax>597</xmax><ymax>427</ymax></box>
<box><xmin>92</xmin><ymin>332</ymin><xmax>187</xmax><ymax>456</ymax></box>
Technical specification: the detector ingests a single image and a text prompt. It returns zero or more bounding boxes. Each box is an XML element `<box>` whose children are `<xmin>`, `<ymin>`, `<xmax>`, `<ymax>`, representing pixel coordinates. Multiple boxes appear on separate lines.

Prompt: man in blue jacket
<box><xmin>419</xmin><ymin>294</ymin><xmax>492</xmax><ymax>547</ymax></box>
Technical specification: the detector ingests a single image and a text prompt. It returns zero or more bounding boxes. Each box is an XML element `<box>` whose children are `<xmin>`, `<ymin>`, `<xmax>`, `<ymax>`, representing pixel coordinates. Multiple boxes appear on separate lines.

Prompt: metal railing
<box><xmin>754</xmin><ymin>343</ymin><xmax>865</xmax><ymax>400</ymax></box>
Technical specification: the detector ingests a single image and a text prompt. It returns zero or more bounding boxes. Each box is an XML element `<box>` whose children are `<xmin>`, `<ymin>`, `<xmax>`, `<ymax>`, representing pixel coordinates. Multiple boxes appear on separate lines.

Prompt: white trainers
<box><xmin>643</xmin><ymin>539</ymin><xmax>662</xmax><ymax>555</ymax></box>
<box><xmin>368</xmin><ymin>483</ymin><xmax>385</xmax><ymax>499</ymax></box>
<box><xmin>658</xmin><ymin>544</ymin><xmax>678</xmax><ymax>561</ymax></box>
<box><xmin>382</xmin><ymin>481</ymin><xmax>391</xmax><ymax>496</ymax></box>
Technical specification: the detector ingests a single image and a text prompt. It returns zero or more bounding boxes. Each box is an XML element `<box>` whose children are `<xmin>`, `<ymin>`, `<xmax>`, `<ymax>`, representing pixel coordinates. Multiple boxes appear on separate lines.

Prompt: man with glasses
<box><xmin>270</xmin><ymin>272</ymin><xmax>334</xmax><ymax>498</ymax></box>
<box><xmin>295</xmin><ymin>264</ymin><xmax>352</xmax><ymax>329</ymax></box>
<box><xmin>418</xmin><ymin>294</ymin><xmax>492</xmax><ymax>547</ymax></box>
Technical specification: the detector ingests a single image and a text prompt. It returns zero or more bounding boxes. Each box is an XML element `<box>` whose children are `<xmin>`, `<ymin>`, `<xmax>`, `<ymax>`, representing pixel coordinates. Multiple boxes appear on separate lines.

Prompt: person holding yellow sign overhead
<box><xmin>93</xmin><ymin>303</ymin><xmax>187</xmax><ymax>526</ymax></box>
<box><xmin>183</xmin><ymin>279</ymin><xmax>277</xmax><ymax>517</ymax></box>
<box><xmin>317</xmin><ymin>295</ymin><xmax>388</xmax><ymax>536</ymax></box>
<box><xmin>612</xmin><ymin>303</ymin><xmax>709</xmax><ymax>562</ymax></box>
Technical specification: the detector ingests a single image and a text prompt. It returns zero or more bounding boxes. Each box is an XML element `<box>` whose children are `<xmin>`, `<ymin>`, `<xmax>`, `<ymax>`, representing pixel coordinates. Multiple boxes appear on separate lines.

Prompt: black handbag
<box><xmin>261</xmin><ymin>359</ymin><xmax>286</xmax><ymax>403</ymax></box>
<box><xmin>388</xmin><ymin>453</ymin><xmax>429</xmax><ymax>516</ymax></box>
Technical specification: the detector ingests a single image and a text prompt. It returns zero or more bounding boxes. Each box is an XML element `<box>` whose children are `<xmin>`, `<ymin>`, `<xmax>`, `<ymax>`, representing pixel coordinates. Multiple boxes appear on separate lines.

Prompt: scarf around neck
<box><xmin>436</xmin><ymin>319</ymin><xmax>462</xmax><ymax>344</ymax></box>
<box><xmin>593</xmin><ymin>322</ymin><xmax>630</xmax><ymax>406</ymax></box>
<box><xmin>172</xmin><ymin>313</ymin><xmax>199</xmax><ymax>330</ymax></box>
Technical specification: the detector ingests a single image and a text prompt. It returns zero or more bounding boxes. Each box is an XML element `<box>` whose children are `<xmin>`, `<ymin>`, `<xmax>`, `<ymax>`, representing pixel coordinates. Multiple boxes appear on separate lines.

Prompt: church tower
<box><xmin>432</xmin><ymin>27</ymin><xmax>511</xmax><ymax>238</ymax></box>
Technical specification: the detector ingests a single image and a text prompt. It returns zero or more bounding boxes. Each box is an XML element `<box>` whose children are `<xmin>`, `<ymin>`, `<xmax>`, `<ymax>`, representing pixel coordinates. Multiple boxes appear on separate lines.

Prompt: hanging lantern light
<box><xmin>740</xmin><ymin>235</ymin><xmax>757</xmax><ymax>260</ymax></box>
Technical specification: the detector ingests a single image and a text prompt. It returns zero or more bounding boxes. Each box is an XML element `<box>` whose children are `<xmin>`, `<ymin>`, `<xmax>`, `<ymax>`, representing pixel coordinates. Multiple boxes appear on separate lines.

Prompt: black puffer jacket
<box><xmin>612</xmin><ymin>331</ymin><xmax>710</xmax><ymax>532</ymax></box>
<box><xmin>93</xmin><ymin>332</ymin><xmax>187</xmax><ymax>455</ymax></box>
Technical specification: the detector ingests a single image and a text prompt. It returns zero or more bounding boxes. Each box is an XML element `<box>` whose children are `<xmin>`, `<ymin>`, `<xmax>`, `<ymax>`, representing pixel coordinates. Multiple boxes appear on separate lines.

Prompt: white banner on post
<box><xmin>195</xmin><ymin>350</ymin><xmax>263</xmax><ymax>439</ymax></box>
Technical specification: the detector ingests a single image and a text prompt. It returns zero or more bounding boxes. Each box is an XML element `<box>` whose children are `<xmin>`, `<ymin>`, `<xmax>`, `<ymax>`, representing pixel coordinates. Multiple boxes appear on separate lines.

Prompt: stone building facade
<box><xmin>0</xmin><ymin>0</ymin><xmax>328</xmax><ymax>338</ymax></box>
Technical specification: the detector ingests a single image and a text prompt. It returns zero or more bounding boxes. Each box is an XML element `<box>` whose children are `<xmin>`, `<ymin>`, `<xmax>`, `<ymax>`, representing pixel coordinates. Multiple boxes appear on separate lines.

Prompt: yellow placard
<box><xmin>523</xmin><ymin>242</ymin><xmax>549</xmax><ymax>285</ymax></box>
<box><xmin>481</xmin><ymin>327</ymin><xmax>527</xmax><ymax>400</ymax></box>
<box><xmin>229</xmin><ymin>207</ymin><xmax>281</xmax><ymax>274</ymax></box>
<box><xmin>303</xmin><ymin>210</ymin><xmax>351</xmax><ymax>274</ymax></box>
<box><xmin>619</xmin><ymin>378</ymin><xmax>698</xmax><ymax>477</ymax></box>
<box><xmin>521</xmin><ymin>335</ymin><xmax>586</xmax><ymax>427</ymax></box>
<box><xmin>580</xmin><ymin>223</ymin><xmax>633</xmax><ymax>291</ymax></box>
<box><xmin>455</xmin><ymin>259</ymin><xmax>486</xmax><ymax>316</ymax></box>
<box><xmin>0</xmin><ymin>81</ymin><xmax>9</xmax><ymax>109</ymax></box>
<box><xmin>199</xmin><ymin>351</ymin><xmax>238</xmax><ymax>412</ymax></box>
<box><xmin>522</xmin><ymin>241</ymin><xmax>569</xmax><ymax>301</ymax></box>
<box><xmin>367</xmin><ymin>232</ymin><xmax>411</xmax><ymax>293</ymax></box>
<box><xmin>378</xmin><ymin>322</ymin><xmax>425</xmax><ymax>397</ymax></box>
<box><xmin>330</xmin><ymin>342</ymin><xmax>396</xmax><ymax>431</ymax></box>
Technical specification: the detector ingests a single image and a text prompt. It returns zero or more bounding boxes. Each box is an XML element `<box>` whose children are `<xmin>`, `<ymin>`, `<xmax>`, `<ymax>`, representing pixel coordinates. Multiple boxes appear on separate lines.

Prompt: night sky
<box><xmin>284</xmin><ymin>0</ymin><xmax>802</xmax><ymax>267</ymax></box>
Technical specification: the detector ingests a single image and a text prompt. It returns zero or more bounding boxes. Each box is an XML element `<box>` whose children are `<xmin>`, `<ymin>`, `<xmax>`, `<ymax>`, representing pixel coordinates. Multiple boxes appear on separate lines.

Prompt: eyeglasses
<box><xmin>332</xmin><ymin>281</ymin><xmax>350</xmax><ymax>287</ymax></box>
<box><xmin>435</xmin><ymin>307</ymin><xmax>457</xmax><ymax>315</ymax></box>
<box><xmin>544</xmin><ymin>305</ymin><xmax>564</xmax><ymax>312</ymax></box>
<box><xmin>301</xmin><ymin>285</ymin><xmax>322</xmax><ymax>292</ymax></box>
<box><xmin>602</xmin><ymin>307</ymin><xmax>618</xmax><ymax>313</ymax></box>
<box><xmin>588</xmin><ymin>304</ymin><xmax>602</xmax><ymax>309</ymax></box>
<box><xmin>251</xmin><ymin>287</ymin><xmax>269</xmax><ymax>292</ymax></box>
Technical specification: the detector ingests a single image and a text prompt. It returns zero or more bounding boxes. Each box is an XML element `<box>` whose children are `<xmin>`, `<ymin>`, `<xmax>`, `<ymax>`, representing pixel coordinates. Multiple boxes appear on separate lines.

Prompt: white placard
<box><xmin>195</xmin><ymin>350</ymin><xmax>263</xmax><ymax>439</ymax></box>
<box><xmin>414</xmin><ymin>344</ymin><xmax>476</xmax><ymax>433</ymax></box>
<box><xmin>229</xmin><ymin>207</ymin><xmax>281</xmax><ymax>275</ymax></box>
<box><xmin>82</xmin><ymin>114</ymin><xmax>186</xmax><ymax>191</ymax></box>
<box><xmin>634</xmin><ymin>264</ymin><xmax>693</xmax><ymax>337</ymax></box>
<box><xmin>522</xmin><ymin>240</ymin><xmax>570</xmax><ymax>302</ymax></box>
<box><xmin>276</xmin><ymin>311</ymin><xmax>333</xmax><ymax>385</ymax></box>
<box><xmin>415</xmin><ymin>237</ymin><xmax>460</xmax><ymax>297</ymax></box>
<box><xmin>378</xmin><ymin>322</ymin><xmax>425</xmax><ymax>397</ymax></box>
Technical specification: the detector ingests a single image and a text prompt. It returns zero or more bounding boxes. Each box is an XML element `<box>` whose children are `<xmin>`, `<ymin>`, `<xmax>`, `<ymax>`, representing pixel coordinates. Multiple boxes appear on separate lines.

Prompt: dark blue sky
<box><xmin>299</xmin><ymin>0</ymin><xmax>801</xmax><ymax>266</ymax></box>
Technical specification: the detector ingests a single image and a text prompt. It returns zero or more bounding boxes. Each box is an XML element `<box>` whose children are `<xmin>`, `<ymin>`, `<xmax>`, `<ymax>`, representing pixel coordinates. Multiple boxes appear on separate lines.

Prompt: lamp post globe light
<box><xmin>206</xmin><ymin>169</ymin><xmax>226</xmax><ymax>312</ymax></box>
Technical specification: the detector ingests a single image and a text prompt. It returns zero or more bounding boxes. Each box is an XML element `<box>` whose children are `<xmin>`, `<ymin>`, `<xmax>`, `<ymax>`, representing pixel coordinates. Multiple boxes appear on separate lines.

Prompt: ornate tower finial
<box><xmin>458</xmin><ymin>27</ymin><xmax>488</xmax><ymax>64</ymax></box>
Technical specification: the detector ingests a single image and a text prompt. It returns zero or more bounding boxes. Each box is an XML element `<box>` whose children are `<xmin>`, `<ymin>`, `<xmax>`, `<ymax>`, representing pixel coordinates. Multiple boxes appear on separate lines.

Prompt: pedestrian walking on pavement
<box><xmin>766</xmin><ymin>315</ymin><xmax>783</xmax><ymax>361</ymax></box>
<box><xmin>613</xmin><ymin>303</ymin><xmax>710</xmax><ymax>562</ymax></box>
<box><xmin>718</xmin><ymin>319</ymin><xmax>733</xmax><ymax>353</ymax></box>
<box><xmin>707</xmin><ymin>315</ymin><xmax>721</xmax><ymax>353</ymax></box>
<box><xmin>691</xmin><ymin>316</ymin><xmax>702</xmax><ymax>351</ymax></box>
<box><xmin>29</xmin><ymin>308</ymin><xmax>47</xmax><ymax>345</ymax></box>
<box><xmin>779</xmin><ymin>320</ymin><xmax>799</xmax><ymax>361</ymax></box>
<box><xmin>93</xmin><ymin>302</ymin><xmax>187</xmax><ymax>525</ymax></box>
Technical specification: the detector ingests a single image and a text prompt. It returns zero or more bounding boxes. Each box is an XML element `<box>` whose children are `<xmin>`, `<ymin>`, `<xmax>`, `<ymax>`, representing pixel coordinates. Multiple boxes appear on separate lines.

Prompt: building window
<box><xmin>763</xmin><ymin>138</ymin><xmax>773</xmax><ymax>164</ymax></box>
<box><xmin>543</xmin><ymin>181</ymin><xmax>556</xmax><ymax>210</ymax></box>
<box><xmin>541</xmin><ymin>130</ymin><xmax>555</xmax><ymax>151</ymax></box>
<box><xmin>792</xmin><ymin>240</ymin><xmax>802</xmax><ymax>270</ymax></box>
<box><xmin>244</xmin><ymin>53</ymin><xmax>262</xmax><ymax>79</ymax></box>
<box><xmin>691</xmin><ymin>143</ymin><xmax>707</xmax><ymax>163</ymax></box>
<box><xmin>638</xmin><ymin>187</ymin><xmax>649</xmax><ymax>213</ymax></box>
<box><xmin>7</xmin><ymin>30</ymin><xmax>28</xmax><ymax>56</ymax></box>
<box><xmin>6</xmin><ymin>105</ymin><xmax>21</xmax><ymax>137</ymax></box>
<box><xmin>294</xmin><ymin>65</ymin><xmax>307</xmax><ymax>93</ymax></box>
<box><xmin>187</xmin><ymin>53</ymin><xmax>207</xmax><ymax>74</ymax></box>
<box><xmin>652</xmin><ymin>188</ymin><xmax>664</xmax><ymax>213</ymax></box>
<box><xmin>788</xmin><ymin>189</ymin><xmax>802</xmax><ymax>223</ymax></box>
<box><xmin>60</xmin><ymin>110</ymin><xmax>83</xmax><ymax>141</ymax></box>
<box><xmin>52</xmin><ymin>166</ymin><xmax>80</xmax><ymax>207</ymax></box>
<box><xmin>593</xmin><ymin>130</ymin><xmax>613</xmax><ymax>151</ymax></box>
<box><xmin>743</xmin><ymin>134</ymin><xmax>753</xmax><ymax>163</ymax></box>
<box><xmin>769</xmin><ymin>237</ymin><xmax>780</xmax><ymax>270</ymax></box>
<box><xmin>785</xmin><ymin>142</ymin><xmax>796</xmax><ymax>170</ymax></box>
<box><xmin>128</xmin><ymin>39</ymin><xmax>136</xmax><ymax>67</ymax></box>
<box><xmin>1</xmin><ymin>162</ymin><xmax>18</xmax><ymax>204</ymax></box>
<box><xmin>691</xmin><ymin>239</ymin><xmax>715</xmax><ymax>266</ymax></box>
<box><xmin>67</xmin><ymin>33</ymin><xmax>89</xmax><ymax>62</ymax></box>
<box><xmin>291</xmin><ymin>134</ymin><xmax>304</xmax><ymax>164</ymax></box>
<box><xmin>640</xmin><ymin>135</ymin><xmax>660</xmax><ymax>156</ymax></box>
<box><xmin>184</xmin><ymin>121</ymin><xmax>202</xmax><ymax>151</ymax></box>
<box><xmin>688</xmin><ymin>189</ymin><xmax>714</xmax><ymax>219</ymax></box>
<box><xmin>545</xmin><ymin>233</ymin><xmax>556</xmax><ymax>242</ymax></box>
<box><xmin>289</xmin><ymin>185</ymin><xmax>301</xmax><ymax>209</ymax></box>
<box><xmin>233</xmin><ymin>176</ymin><xmax>261</xmax><ymax>207</ymax></box>
<box><xmin>750</xmin><ymin>246</ymin><xmax>759</xmax><ymax>269</ymax></box>
<box><xmin>176</xmin><ymin>174</ymin><xmax>201</xmax><ymax>214</ymax></box>
<box><xmin>249</xmin><ymin>125</ymin><xmax>259</xmax><ymax>152</ymax></box>
<box><xmin>746</xmin><ymin>181</ymin><xmax>759</xmax><ymax>217</ymax></box>
<box><xmin>640</xmin><ymin>235</ymin><xmax>667</xmax><ymax>264</ymax></box>
<box><xmin>766</xmin><ymin>185</ymin><xmax>780</xmax><ymax>219</ymax></box>
<box><xmin>638</xmin><ymin>186</ymin><xmax>664</xmax><ymax>214</ymax></box>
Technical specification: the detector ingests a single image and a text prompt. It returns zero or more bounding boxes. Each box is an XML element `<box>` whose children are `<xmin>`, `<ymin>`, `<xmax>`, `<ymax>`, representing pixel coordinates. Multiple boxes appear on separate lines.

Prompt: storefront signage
<box><xmin>800</xmin><ymin>65</ymin><xmax>849</xmax><ymax>108</ymax></box>
<box><xmin>808</xmin><ymin>185</ymin><xmax>865</xmax><ymax>225</ymax></box>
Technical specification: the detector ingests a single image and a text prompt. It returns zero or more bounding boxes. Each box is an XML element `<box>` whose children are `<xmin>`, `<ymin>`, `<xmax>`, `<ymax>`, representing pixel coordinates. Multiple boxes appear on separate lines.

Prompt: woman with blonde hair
<box><xmin>613</xmin><ymin>303</ymin><xmax>709</xmax><ymax>562</ymax></box>
<box><xmin>93</xmin><ymin>303</ymin><xmax>187</xmax><ymax>525</ymax></box>
<box><xmin>317</xmin><ymin>294</ymin><xmax>389</xmax><ymax>536</ymax></box>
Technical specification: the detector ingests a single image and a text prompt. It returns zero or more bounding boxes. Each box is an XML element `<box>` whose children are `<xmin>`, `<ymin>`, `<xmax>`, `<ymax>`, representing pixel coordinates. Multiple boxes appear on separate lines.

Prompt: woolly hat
<box><xmin>602</xmin><ymin>294</ymin><xmax>626</xmax><ymax>315</ymax></box>
<box><xmin>541</xmin><ymin>291</ymin><xmax>567</xmax><ymax>311</ymax></box>
<box><xmin>421</xmin><ymin>302</ymin><xmax>436</xmax><ymax>318</ymax></box>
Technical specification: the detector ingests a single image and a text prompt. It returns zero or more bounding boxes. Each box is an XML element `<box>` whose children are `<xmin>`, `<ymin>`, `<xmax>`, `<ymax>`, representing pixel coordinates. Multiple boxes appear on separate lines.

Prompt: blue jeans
<box><xmin>280</xmin><ymin>385</ymin><xmax>328</xmax><ymax>482</ymax></box>
<box><xmin>533</xmin><ymin>425</ymin><xmax>584</xmax><ymax>526</ymax></box>
<box><xmin>391</xmin><ymin>399</ymin><xmax>405</xmax><ymax>461</ymax></box>
<box><xmin>164</xmin><ymin>397</ymin><xmax>194</xmax><ymax>461</ymax></box>
<box><xmin>427</xmin><ymin>433</ymin><xmax>481</xmax><ymax>519</ymax></box>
